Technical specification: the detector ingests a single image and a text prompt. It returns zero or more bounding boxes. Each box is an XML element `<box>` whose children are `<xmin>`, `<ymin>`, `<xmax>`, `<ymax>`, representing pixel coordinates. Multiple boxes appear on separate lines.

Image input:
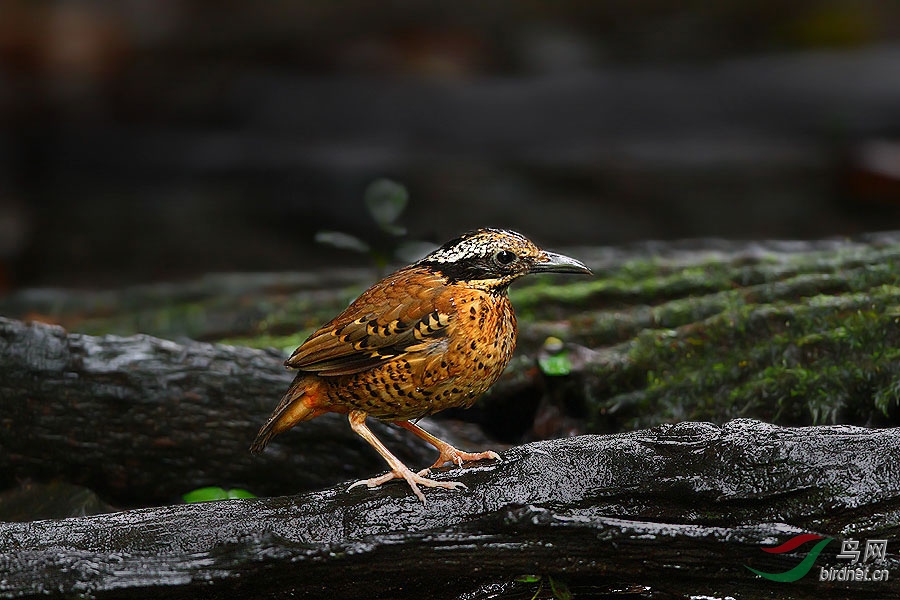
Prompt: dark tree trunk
<box><xmin>0</xmin><ymin>317</ymin><xmax>450</xmax><ymax>506</ymax></box>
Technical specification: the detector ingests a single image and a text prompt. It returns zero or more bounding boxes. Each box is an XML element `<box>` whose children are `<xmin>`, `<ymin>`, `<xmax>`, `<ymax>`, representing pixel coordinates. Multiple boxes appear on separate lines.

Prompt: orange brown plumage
<box><xmin>250</xmin><ymin>228</ymin><xmax>591</xmax><ymax>503</ymax></box>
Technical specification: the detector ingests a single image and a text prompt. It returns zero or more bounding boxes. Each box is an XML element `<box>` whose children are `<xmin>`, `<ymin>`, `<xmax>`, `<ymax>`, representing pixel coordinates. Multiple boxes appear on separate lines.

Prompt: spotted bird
<box><xmin>250</xmin><ymin>228</ymin><xmax>591</xmax><ymax>503</ymax></box>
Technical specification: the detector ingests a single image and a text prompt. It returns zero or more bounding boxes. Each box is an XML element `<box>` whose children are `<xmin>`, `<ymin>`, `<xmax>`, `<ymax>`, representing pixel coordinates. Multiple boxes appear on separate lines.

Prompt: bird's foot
<box><xmin>347</xmin><ymin>467</ymin><xmax>467</xmax><ymax>504</ymax></box>
<box><xmin>420</xmin><ymin>446</ymin><xmax>501</xmax><ymax>474</ymax></box>
<box><xmin>395</xmin><ymin>421</ymin><xmax>501</xmax><ymax>474</ymax></box>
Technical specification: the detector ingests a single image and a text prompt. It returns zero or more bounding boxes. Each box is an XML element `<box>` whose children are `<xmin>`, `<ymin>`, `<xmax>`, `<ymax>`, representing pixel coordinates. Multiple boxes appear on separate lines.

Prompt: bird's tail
<box><xmin>249</xmin><ymin>379</ymin><xmax>323</xmax><ymax>453</ymax></box>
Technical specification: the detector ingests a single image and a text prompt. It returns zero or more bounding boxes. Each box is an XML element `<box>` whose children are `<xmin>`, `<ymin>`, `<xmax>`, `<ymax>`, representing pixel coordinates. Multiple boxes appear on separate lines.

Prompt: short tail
<box><xmin>249</xmin><ymin>382</ymin><xmax>322</xmax><ymax>453</ymax></box>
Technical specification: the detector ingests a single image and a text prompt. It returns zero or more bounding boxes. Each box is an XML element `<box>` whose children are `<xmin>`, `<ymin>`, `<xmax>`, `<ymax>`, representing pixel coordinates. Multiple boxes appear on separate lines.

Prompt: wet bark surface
<box><xmin>2</xmin><ymin>421</ymin><xmax>898</xmax><ymax>599</ymax></box>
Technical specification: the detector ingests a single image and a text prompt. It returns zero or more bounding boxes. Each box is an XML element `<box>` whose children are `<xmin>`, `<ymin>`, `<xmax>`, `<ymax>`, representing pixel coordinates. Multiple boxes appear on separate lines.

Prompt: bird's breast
<box><xmin>321</xmin><ymin>288</ymin><xmax>518</xmax><ymax>421</ymax></box>
<box><xmin>416</xmin><ymin>288</ymin><xmax>518</xmax><ymax>412</ymax></box>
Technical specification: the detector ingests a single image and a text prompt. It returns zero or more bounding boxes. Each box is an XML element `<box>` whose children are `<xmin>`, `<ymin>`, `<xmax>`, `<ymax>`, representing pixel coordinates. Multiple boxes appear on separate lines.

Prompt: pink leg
<box><xmin>346</xmin><ymin>410</ymin><xmax>466</xmax><ymax>504</ymax></box>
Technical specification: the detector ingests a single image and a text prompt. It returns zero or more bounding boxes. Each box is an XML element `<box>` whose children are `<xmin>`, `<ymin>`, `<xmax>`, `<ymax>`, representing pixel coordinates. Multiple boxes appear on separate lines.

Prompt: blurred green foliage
<box><xmin>315</xmin><ymin>179</ymin><xmax>435</xmax><ymax>276</ymax></box>
<box><xmin>182</xmin><ymin>487</ymin><xmax>257</xmax><ymax>503</ymax></box>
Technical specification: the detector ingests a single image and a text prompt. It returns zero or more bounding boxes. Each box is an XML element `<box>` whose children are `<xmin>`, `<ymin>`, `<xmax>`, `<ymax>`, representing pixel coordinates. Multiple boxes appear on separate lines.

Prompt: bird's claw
<box><xmin>430</xmin><ymin>448</ymin><xmax>501</xmax><ymax>470</ymax></box>
<box><xmin>347</xmin><ymin>471</ymin><xmax>401</xmax><ymax>491</ymax></box>
<box><xmin>348</xmin><ymin>469</ymin><xmax>467</xmax><ymax>505</ymax></box>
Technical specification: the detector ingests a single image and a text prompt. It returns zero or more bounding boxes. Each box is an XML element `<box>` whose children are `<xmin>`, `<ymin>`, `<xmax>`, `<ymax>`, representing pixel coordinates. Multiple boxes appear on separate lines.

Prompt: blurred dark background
<box><xmin>2</xmin><ymin>0</ymin><xmax>900</xmax><ymax>291</ymax></box>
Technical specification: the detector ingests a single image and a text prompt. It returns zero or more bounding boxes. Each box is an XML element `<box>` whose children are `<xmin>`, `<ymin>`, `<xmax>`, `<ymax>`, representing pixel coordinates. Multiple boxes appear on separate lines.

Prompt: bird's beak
<box><xmin>530</xmin><ymin>251</ymin><xmax>592</xmax><ymax>275</ymax></box>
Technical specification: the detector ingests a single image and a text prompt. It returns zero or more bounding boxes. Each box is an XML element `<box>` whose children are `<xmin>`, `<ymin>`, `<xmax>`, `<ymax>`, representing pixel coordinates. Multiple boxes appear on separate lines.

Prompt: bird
<box><xmin>250</xmin><ymin>228</ymin><xmax>591</xmax><ymax>503</ymax></box>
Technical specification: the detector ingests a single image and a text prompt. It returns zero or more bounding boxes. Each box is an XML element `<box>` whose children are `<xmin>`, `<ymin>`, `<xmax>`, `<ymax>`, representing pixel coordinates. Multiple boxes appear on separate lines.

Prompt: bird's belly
<box><xmin>324</xmin><ymin>294</ymin><xmax>517</xmax><ymax>421</ymax></box>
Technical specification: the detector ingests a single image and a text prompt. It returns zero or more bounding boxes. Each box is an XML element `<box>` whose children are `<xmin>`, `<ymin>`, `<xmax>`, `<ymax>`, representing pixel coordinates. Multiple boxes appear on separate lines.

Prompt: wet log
<box><xmin>0</xmin><ymin>317</ymin><xmax>454</xmax><ymax>506</ymax></box>
<box><xmin>1</xmin><ymin>420</ymin><xmax>897</xmax><ymax>599</ymax></box>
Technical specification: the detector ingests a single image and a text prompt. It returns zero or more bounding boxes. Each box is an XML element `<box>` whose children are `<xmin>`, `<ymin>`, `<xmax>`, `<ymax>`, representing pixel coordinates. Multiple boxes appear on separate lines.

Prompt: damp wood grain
<box><xmin>1</xmin><ymin>421</ymin><xmax>898</xmax><ymax>599</ymax></box>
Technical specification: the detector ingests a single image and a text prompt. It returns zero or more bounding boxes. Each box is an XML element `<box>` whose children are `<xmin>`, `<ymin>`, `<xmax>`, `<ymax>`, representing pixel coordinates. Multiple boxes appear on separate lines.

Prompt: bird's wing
<box><xmin>285</xmin><ymin>268</ymin><xmax>454</xmax><ymax>376</ymax></box>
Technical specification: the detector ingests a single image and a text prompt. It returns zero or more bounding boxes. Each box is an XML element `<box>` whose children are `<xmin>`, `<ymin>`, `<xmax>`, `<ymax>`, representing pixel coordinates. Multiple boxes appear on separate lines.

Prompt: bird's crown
<box><xmin>420</xmin><ymin>228</ymin><xmax>536</xmax><ymax>265</ymax></box>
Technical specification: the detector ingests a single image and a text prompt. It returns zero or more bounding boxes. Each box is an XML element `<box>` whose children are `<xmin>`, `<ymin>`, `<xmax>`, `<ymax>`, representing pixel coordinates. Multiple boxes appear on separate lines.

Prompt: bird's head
<box><xmin>417</xmin><ymin>228</ymin><xmax>592</xmax><ymax>293</ymax></box>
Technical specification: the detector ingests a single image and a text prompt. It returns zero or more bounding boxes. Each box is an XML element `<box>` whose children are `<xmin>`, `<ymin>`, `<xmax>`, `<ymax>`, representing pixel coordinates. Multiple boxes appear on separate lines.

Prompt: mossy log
<box><xmin>5</xmin><ymin>234</ymin><xmax>899</xmax><ymax>439</ymax></box>
<box><xmin>2</xmin><ymin>420</ymin><xmax>898</xmax><ymax>599</ymax></box>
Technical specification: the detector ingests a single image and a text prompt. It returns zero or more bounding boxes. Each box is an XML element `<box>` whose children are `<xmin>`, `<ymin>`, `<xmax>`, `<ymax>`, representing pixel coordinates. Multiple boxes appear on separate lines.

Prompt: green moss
<box><xmin>70</xmin><ymin>285</ymin><xmax>363</xmax><ymax>348</ymax></box>
<box><xmin>217</xmin><ymin>331</ymin><xmax>312</xmax><ymax>354</ymax></box>
<box><xmin>587</xmin><ymin>266</ymin><xmax>900</xmax><ymax>430</ymax></box>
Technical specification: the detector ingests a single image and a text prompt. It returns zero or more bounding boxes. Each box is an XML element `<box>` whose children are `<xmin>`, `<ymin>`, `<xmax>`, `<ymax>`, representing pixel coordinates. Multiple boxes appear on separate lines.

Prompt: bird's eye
<box><xmin>493</xmin><ymin>250</ymin><xmax>517</xmax><ymax>266</ymax></box>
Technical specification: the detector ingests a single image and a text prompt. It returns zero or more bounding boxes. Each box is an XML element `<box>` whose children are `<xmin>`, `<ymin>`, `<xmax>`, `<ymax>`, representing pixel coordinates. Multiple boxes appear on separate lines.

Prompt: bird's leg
<box><xmin>346</xmin><ymin>410</ymin><xmax>466</xmax><ymax>504</ymax></box>
<box><xmin>396</xmin><ymin>420</ymin><xmax>501</xmax><ymax>474</ymax></box>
